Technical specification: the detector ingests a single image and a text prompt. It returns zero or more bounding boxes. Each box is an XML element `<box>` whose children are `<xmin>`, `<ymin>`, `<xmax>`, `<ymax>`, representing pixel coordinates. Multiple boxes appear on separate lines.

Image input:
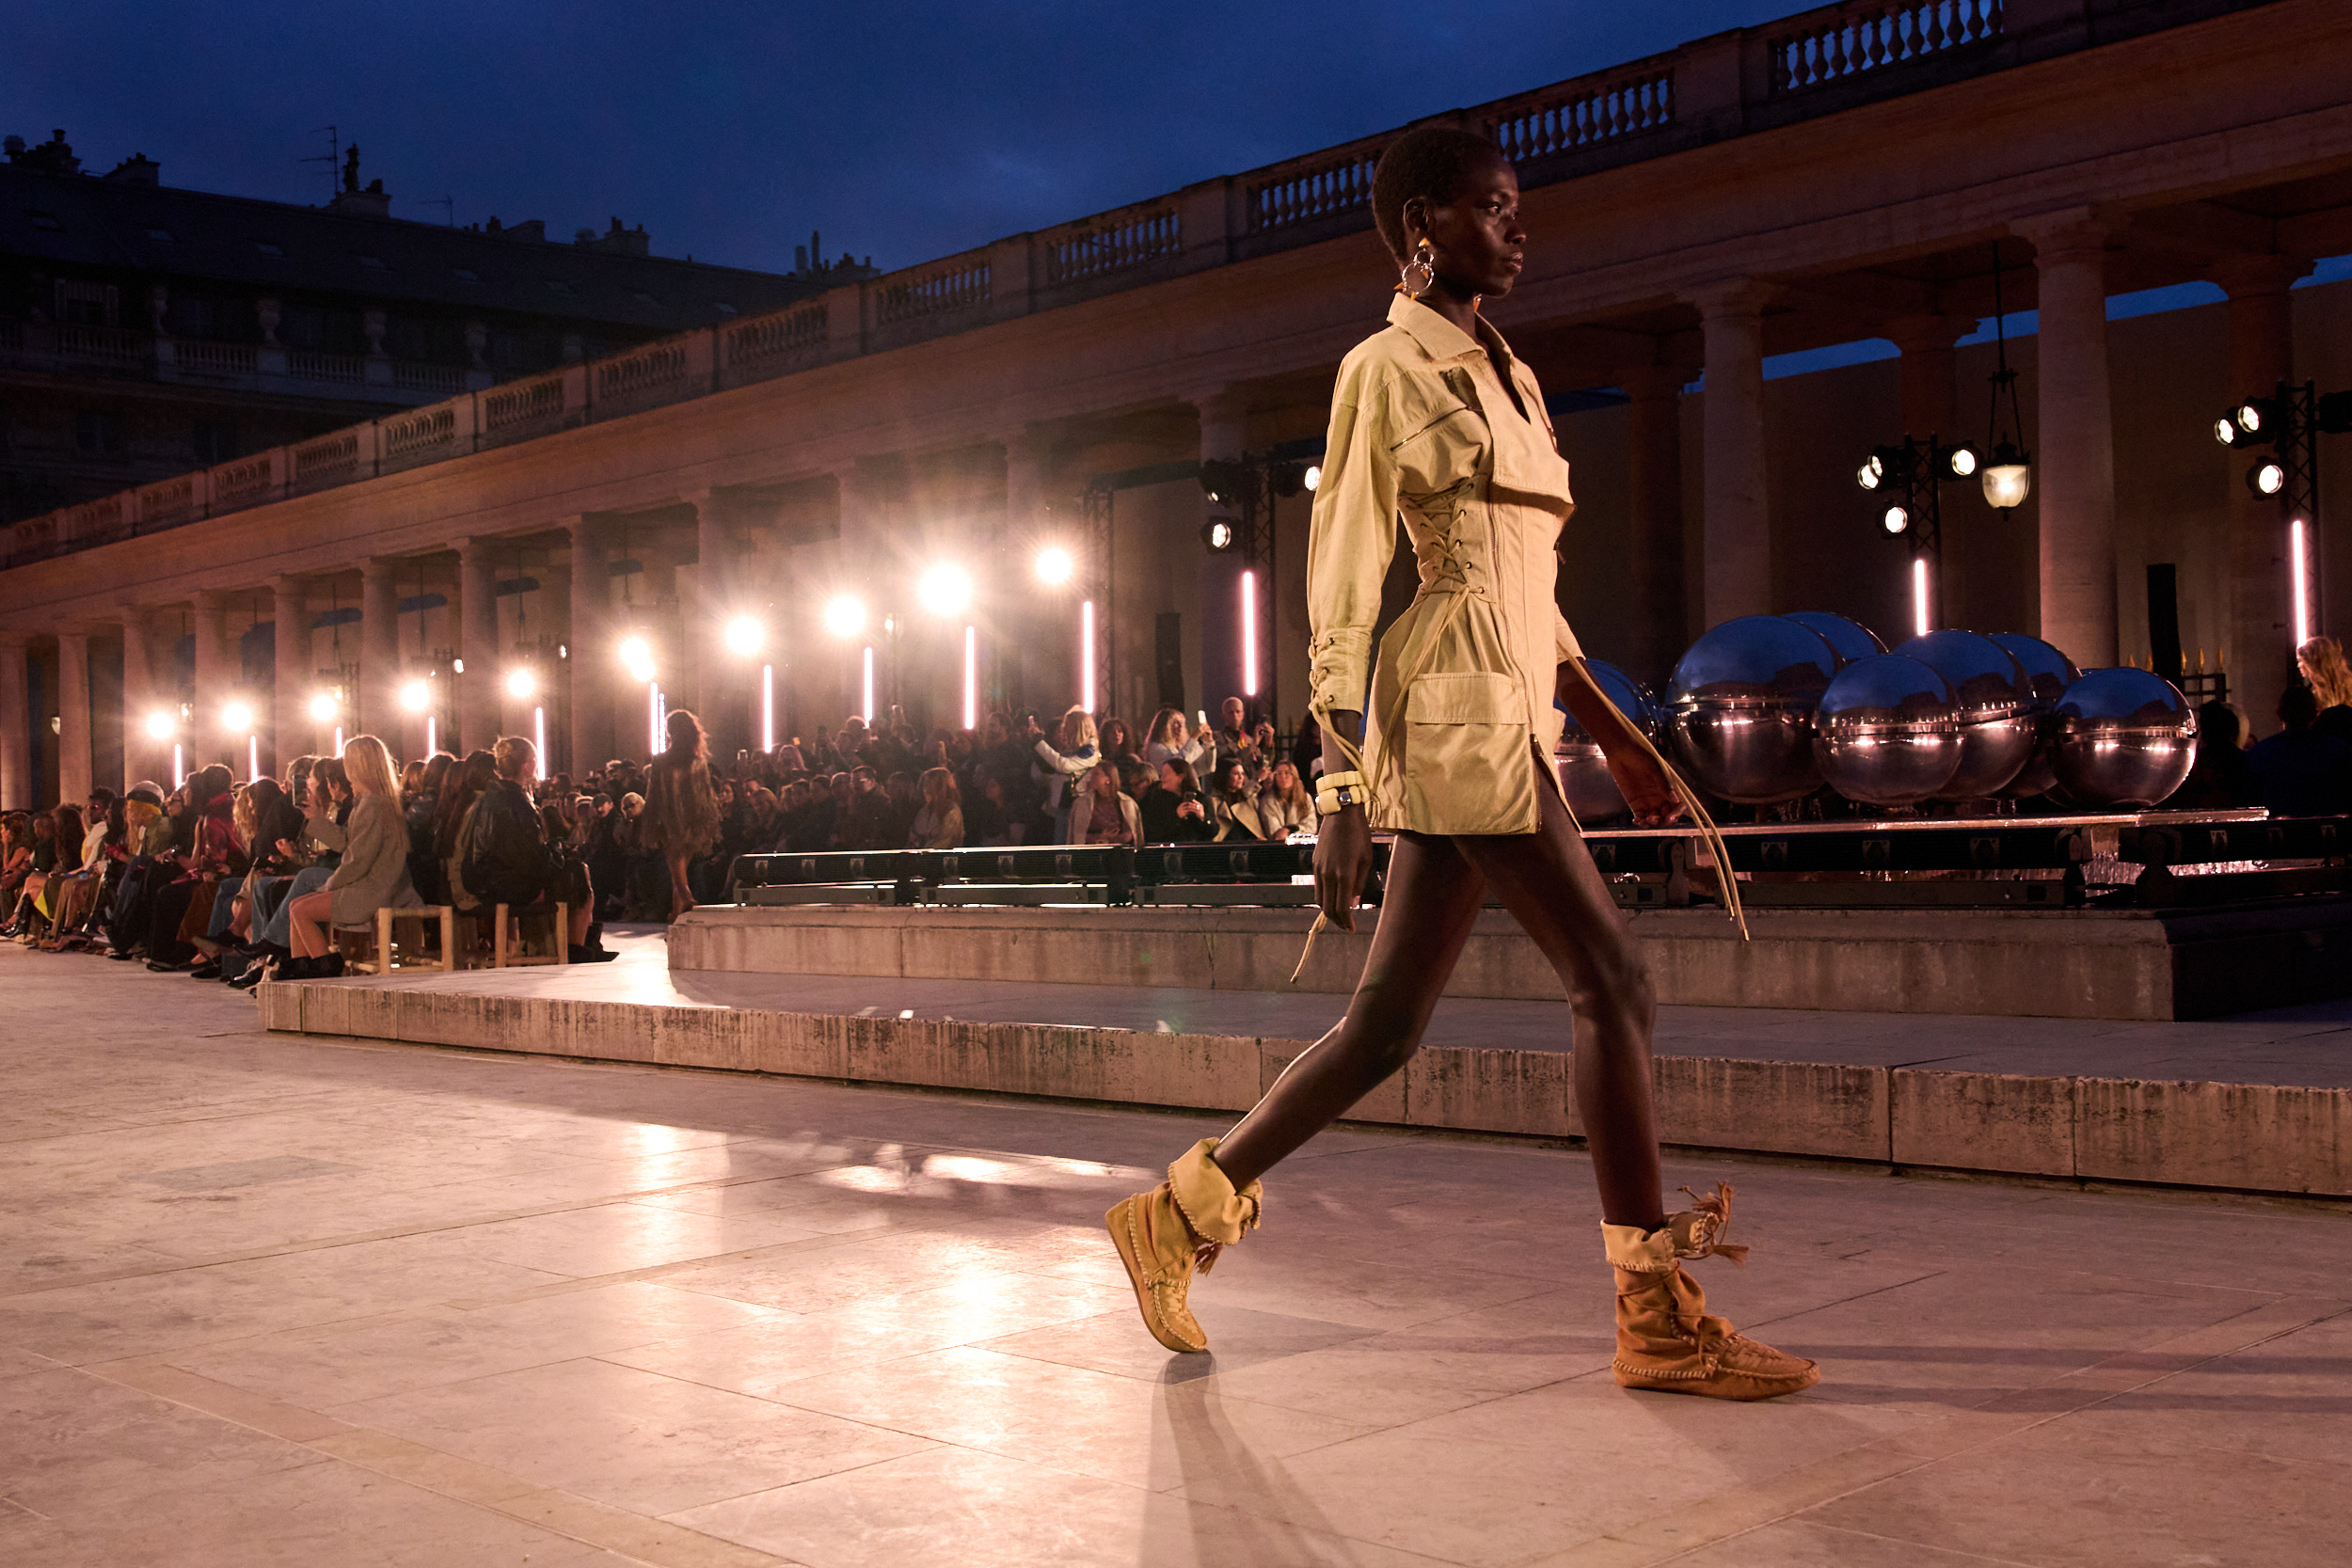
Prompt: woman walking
<box><xmin>1104</xmin><ymin>127</ymin><xmax>1816</xmax><ymax>1402</ymax></box>
<box><xmin>645</xmin><ymin>709</ymin><xmax>721</xmax><ymax>919</ymax></box>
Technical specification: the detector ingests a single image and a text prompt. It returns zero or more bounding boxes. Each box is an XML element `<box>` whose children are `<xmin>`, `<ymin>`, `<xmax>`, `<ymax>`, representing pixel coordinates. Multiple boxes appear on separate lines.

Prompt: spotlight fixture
<box><xmin>1201</xmin><ymin>517</ymin><xmax>1238</xmax><ymax>552</ymax></box>
<box><xmin>1881</xmin><ymin>504</ymin><xmax>1910</xmax><ymax>535</ymax></box>
<box><xmin>1302</xmin><ymin>465</ymin><xmax>1322</xmax><ymax>492</ymax></box>
<box><xmin>915</xmin><ymin>563</ymin><xmax>972</xmax><ymax>617</ymax></box>
<box><xmin>504</xmin><ymin>667</ymin><xmax>537</xmax><ymax>700</ymax></box>
<box><xmin>143</xmin><ymin>709</ymin><xmax>176</xmax><ymax>740</ymax></box>
<box><xmin>2213</xmin><ymin>416</ymin><xmax>2242</xmax><ymax>448</ymax></box>
<box><xmin>221</xmin><ymin>700</ymin><xmax>255</xmax><ymax>732</ymax></box>
<box><xmin>307</xmin><ymin>691</ymin><xmax>338</xmax><ymax>723</ymax></box>
<box><xmin>1033</xmin><ymin>546</ymin><xmax>1074</xmax><ymax>587</ymax></box>
<box><xmin>2249</xmin><ymin>459</ymin><xmax>2287</xmax><ymax>497</ymax></box>
<box><xmin>821</xmin><ymin>594</ymin><xmax>866</xmax><ymax>639</ymax></box>
<box><xmin>1945</xmin><ymin>444</ymin><xmax>1980</xmax><ymax>479</ymax></box>
<box><xmin>1197</xmin><ymin>458</ymin><xmax>1250</xmax><ymax>508</ymax></box>
<box><xmin>723</xmin><ymin>615</ymin><xmax>765</xmax><ymax>657</ymax></box>
<box><xmin>617</xmin><ymin>635</ymin><xmax>656</xmax><ymax>683</ymax></box>
<box><xmin>1856</xmin><ymin>455</ymin><xmax>1883</xmax><ymax>491</ymax></box>
<box><xmin>397</xmin><ymin>678</ymin><xmax>430</xmax><ymax>714</ymax></box>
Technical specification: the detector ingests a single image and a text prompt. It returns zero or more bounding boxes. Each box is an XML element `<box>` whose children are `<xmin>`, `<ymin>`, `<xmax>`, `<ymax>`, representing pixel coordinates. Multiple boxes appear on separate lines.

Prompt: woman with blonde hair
<box><xmin>1257</xmin><ymin>758</ymin><xmax>1316</xmax><ymax>838</ymax></box>
<box><xmin>908</xmin><ymin>767</ymin><xmax>964</xmax><ymax>849</ymax></box>
<box><xmin>2298</xmin><ymin>636</ymin><xmax>2352</xmax><ymax>743</ymax></box>
<box><xmin>1142</xmin><ymin>706</ymin><xmax>1211</xmax><ymax>772</ymax></box>
<box><xmin>1061</xmin><ymin>764</ymin><xmax>1140</xmax><ymax>847</ymax></box>
<box><xmin>280</xmin><ymin>734</ymin><xmax>419</xmax><ymax>978</ymax></box>
<box><xmin>646</xmin><ymin>709</ymin><xmax>721</xmax><ymax>919</ymax></box>
<box><xmin>1031</xmin><ymin>705</ymin><xmax>1101</xmax><ymax>839</ymax></box>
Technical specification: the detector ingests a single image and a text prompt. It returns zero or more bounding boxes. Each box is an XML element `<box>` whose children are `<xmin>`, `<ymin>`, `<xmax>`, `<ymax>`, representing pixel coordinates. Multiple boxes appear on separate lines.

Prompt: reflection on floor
<box><xmin>4</xmin><ymin>941</ymin><xmax>2349</xmax><ymax>1566</ymax></box>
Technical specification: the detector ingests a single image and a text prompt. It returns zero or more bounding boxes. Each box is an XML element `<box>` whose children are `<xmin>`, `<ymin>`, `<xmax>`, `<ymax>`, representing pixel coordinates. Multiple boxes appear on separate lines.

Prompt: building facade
<box><xmin>2</xmin><ymin>0</ymin><xmax>2348</xmax><ymax>808</ymax></box>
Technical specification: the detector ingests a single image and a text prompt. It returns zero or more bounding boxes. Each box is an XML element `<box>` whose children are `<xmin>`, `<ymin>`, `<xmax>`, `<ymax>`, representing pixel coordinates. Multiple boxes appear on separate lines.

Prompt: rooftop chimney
<box><xmin>105</xmin><ymin>153</ymin><xmax>161</xmax><ymax>186</ymax></box>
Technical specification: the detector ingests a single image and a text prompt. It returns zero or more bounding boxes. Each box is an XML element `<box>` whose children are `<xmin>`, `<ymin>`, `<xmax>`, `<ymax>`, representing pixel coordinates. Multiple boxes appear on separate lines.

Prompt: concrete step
<box><xmin>257</xmin><ymin>965</ymin><xmax>2352</xmax><ymax>1200</ymax></box>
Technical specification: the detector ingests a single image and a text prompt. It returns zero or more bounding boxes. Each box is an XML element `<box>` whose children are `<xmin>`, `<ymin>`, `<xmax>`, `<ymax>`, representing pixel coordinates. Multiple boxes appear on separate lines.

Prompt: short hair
<box><xmin>2279</xmin><ymin>683</ymin><xmax>2321</xmax><ymax>728</ymax></box>
<box><xmin>493</xmin><ymin>735</ymin><xmax>535</xmax><ymax>780</ymax></box>
<box><xmin>1372</xmin><ymin>126</ymin><xmax>1509</xmax><ymax>264</ymax></box>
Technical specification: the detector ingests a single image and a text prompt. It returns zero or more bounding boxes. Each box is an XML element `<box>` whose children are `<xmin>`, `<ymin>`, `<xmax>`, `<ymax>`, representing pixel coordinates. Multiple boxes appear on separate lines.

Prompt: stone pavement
<box><xmin>4</xmin><ymin>942</ymin><xmax>2350</xmax><ymax>1567</ymax></box>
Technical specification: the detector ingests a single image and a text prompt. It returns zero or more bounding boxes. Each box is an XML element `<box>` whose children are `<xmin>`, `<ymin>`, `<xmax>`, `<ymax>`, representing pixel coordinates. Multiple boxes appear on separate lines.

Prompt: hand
<box><xmin>1606</xmin><ymin>747</ymin><xmax>1686</xmax><ymax>829</ymax></box>
<box><xmin>1311</xmin><ymin>806</ymin><xmax>1373</xmax><ymax>931</ymax></box>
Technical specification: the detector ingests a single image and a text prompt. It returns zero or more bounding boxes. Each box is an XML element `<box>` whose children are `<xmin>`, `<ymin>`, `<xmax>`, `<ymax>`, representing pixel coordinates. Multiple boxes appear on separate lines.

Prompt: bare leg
<box><xmin>1453</xmin><ymin>777</ymin><xmax>1665</xmax><ymax>1228</ymax></box>
<box><xmin>665</xmin><ymin>849</ymin><xmax>695</xmax><ymax>919</ymax></box>
<box><xmin>287</xmin><ymin>890</ymin><xmax>333</xmax><ymax>958</ymax></box>
<box><xmin>1210</xmin><ymin>832</ymin><xmax>1489</xmax><ymax>1186</ymax></box>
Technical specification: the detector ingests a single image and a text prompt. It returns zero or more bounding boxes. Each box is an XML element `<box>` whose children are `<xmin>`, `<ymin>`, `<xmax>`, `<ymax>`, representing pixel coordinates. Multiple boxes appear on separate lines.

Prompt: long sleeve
<box><xmin>1033</xmin><ymin>739</ymin><xmax>1095</xmax><ymax>778</ymax></box>
<box><xmin>324</xmin><ymin>800</ymin><xmax>390</xmax><ymax>892</ymax></box>
<box><xmin>1305</xmin><ymin>355</ymin><xmax>1398</xmax><ymax>728</ymax></box>
<box><xmin>304</xmin><ymin>807</ymin><xmax>347</xmax><ymax>852</ymax></box>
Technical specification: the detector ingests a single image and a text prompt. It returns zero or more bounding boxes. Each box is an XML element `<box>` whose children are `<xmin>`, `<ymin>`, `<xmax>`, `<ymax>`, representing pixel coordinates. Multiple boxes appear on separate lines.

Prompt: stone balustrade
<box><xmin>0</xmin><ymin>0</ymin><xmax>2287</xmax><ymax>575</ymax></box>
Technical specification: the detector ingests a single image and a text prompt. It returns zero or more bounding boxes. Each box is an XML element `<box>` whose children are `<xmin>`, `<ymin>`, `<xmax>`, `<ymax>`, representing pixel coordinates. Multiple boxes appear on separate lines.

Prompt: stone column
<box><xmin>685</xmin><ymin>491</ymin><xmax>740</xmax><ymax>755</ymax></box>
<box><xmin>456</xmin><ymin>537</ymin><xmax>499</xmax><ymax>752</ymax></box>
<box><xmin>56</xmin><ymin>630</ymin><xmax>91</xmax><ymax>805</ymax></box>
<box><xmin>566</xmin><ymin>516</ymin><xmax>613</xmax><ymax>774</ymax></box>
<box><xmin>0</xmin><ymin>632</ymin><xmax>28</xmax><ymax>809</ymax></box>
<box><xmin>190</xmin><ymin>589</ymin><xmax>230</xmax><ymax>769</ymax></box>
<box><xmin>359</xmin><ymin>558</ymin><xmax>401</xmax><ymax>752</ymax></box>
<box><xmin>1689</xmin><ymin>280</ymin><xmax>1776</xmax><ymax>627</ymax></box>
<box><xmin>1193</xmin><ymin>387</ymin><xmax>1251</xmax><ymax>721</ymax></box>
<box><xmin>1621</xmin><ymin>364</ymin><xmax>1689</xmax><ymax>687</ymax></box>
<box><xmin>119</xmin><ymin>609</ymin><xmax>156</xmax><ymax>790</ymax></box>
<box><xmin>834</xmin><ymin>465</ymin><xmax>890</xmax><ymax>723</ymax></box>
<box><xmin>2017</xmin><ymin>212</ymin><xmax>2119</xmax><ymax>668</ymax></box>
<box><xmin>1000</xmin><ymin>429</ymin><xmax>1056</xmax><ymax>716</ymax></box>
<box><xmin>271</xmin><ymin>577</ymin><xmax>310</xmax><ymax>773</ymax></box>
<box><xmin>2212</xmin><ymin>253</ymin><xmax>2311</xmax><ymax>719</ymax></box>
<box><xmin>1886</xmin><ymin>313</ymin><xmax>1974</xmax><ymax>442</ymax></box>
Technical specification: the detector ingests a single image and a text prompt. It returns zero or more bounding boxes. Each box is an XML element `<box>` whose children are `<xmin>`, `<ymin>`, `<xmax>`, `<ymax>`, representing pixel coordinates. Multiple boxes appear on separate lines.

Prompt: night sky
<box><xmin>7</xmin><ymin>1</ymin><xmax>1799</xmax><ymax>277</ymax></box>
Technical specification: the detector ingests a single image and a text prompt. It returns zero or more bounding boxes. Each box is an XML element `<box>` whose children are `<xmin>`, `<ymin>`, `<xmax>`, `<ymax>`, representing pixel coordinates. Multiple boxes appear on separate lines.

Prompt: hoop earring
<box><xmin>1398</xmin><ymin>239</ymin><xmax>1435</xmax><ymax>298</ymax></box>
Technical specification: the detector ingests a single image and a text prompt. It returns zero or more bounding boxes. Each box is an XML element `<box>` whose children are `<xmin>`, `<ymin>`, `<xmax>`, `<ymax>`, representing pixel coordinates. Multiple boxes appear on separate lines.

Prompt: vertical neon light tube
<box><xmin>533</xmin><ymin>705</ymin><xmax>546</xmax><ymax>778</ymax></box>
<box><xmin>860</xmin><ymin>647</ymin><xmax>875</xmax><ymax>723</ymax></box>
<box><xmin>332</xmin><ymin>728</ymin><xmax>343</xmax><ymax>758</ymax></box>
<box><xmin>761</xmin><ymin>664</ymin><xmax>774</xmax><ymax>753</ymax></box>
<box><xmin>173</xmin><ymin>743</ymin><xmax>184</xmax><ymax>788</ymax></box>
<box><xmin>961</xmin><ymin>626</ymin><xmax>977</xmax><ymax>730</ymax></box>
<box><xmin>2291</xmin><ymin>519</ymin><xmax>2312</xmax><ymax>650</ymax></box>
<box><xmin>1240</xmin><ymin>570</ymin><xmax>1259</xmax><ymax>698</ymax></box>
<box><xmin>1912</xmin><ymin>559</ymin><xmax>1931</xmax><ymax>638</ymax></box>
<box><xmin>649</xmin><ymin>684</ymin><xmax>661</xmax><ymax>756</ymax></box>
<box><xmin>1080</xmin><ymin>600</ymin><xmax>1097</xmax><ymax>713</ymax></box>
<box><xmin>247</xmin><ymin>735</ymin><xmax>259</xmax><ymax>781</ymax></box>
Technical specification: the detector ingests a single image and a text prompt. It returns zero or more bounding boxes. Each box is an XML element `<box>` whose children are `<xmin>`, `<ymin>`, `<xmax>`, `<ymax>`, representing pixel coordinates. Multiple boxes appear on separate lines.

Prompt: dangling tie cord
<box><xmin>1288</xmin><ymin>668</ymin><xmax>1747</xmax><ymax>987</ymax></box>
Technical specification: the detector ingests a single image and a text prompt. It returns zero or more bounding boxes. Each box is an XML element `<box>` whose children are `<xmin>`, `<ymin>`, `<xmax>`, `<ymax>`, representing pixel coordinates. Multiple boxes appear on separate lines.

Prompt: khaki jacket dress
<box><xmin>1308</xmin><ymin>293</ymin><xmax>1581</xmax><ymax>836</ymax></box>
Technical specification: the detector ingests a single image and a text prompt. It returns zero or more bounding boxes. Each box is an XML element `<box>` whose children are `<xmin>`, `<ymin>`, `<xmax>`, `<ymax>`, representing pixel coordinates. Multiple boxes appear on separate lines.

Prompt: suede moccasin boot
<box><xmin>1604</xmin><ymin>1182</ymin><xmax>1820</xmax><ymax>1402</ymax></box>
<box><xmin>1104</xmin><ymin>1137</ymin><xmax>1263</xmax><ymax>1353</ymax></box>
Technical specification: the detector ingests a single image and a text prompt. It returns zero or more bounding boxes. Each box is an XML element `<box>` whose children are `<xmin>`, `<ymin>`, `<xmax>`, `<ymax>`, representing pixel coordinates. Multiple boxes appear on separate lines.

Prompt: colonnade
<box><xmin>0</xmin><ymin>229</ymin><xmax>2321</xmax><ymax>810</ymax></box>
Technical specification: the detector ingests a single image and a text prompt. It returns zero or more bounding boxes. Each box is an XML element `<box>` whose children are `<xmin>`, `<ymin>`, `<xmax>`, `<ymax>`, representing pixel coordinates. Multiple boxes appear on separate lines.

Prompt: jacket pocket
<box><xmin>1400</xmin><ymin>673</ymin><xmax>1537</xmax><ymax>832</ymax></box>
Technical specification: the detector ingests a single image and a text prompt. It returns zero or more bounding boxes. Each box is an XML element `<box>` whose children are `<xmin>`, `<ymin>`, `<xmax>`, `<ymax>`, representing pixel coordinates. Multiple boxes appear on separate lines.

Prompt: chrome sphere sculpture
<box><xmin>1893</xmin><ymin>629</ymin><xmax>2036</xmax><ymax>799</ymax></box>
<box><xmin>2048</xmin><ymin>668</ymin><xmax>2199</xmax><ymax>808</ymax></box>
<box><xmin>1666</xmin><ymin>615</ymin><xmax>1839</xmax><ymax>803</ymax></box>
<box><xmin>1783</xmin><ymin>611</ymin><xmax>1886</xmax><ymax>667</ymax></box>
<box><xmin>1985</xmin><ymin>632</ymin><xmax>2083</xmax><ymax>798</ymax></box>
<box><xmin>1553</xmin><ymin>659</ymin><xmax>1658</xmax><ymax>822</ymax></box>
<box><xmin>1811</xmin><ymin>654</ymin><xmax>1964</xmax><ymax>806</ymax></box>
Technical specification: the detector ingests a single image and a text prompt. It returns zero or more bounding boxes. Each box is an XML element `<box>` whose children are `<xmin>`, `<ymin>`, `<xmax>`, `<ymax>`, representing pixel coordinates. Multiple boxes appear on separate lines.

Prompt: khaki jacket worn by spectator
<box><xmin>325</xmin><ymin>795</ymin><xmax>421</xmax><ymax>928</ymax></box>
<box><xmin>1307</xmin><ymin>293</ymin><xmax>1582</xmax><ymax>835</ymax></box>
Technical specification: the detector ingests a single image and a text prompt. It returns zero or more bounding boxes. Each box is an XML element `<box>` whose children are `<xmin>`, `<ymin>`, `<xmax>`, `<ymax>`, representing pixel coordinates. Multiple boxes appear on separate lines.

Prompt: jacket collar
<box><xmin>1387</xmin><ymin>292</ymin><xmax>1518</xmax><ymax>369</ymax></box>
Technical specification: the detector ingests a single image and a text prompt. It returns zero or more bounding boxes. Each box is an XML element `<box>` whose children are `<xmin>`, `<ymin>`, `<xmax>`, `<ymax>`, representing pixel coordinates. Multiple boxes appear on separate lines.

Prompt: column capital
<box><xmin>1683</xmin><ymin>277</ymin><xmax>1778</xmax><ymax>320</ymax></box>
<box><xmin>2011</xmin><ymin>208</ymin><xmax>2120</xmax><ymax>264</ymax></box>
<box><xmin>453</xmin><ymin>533</ymin><xmax>505</xmax><ymax>559</ymax></box>
<box><xmin>2206</xmin><ymin>251</ymin><xmax>2313</xmax><ymax>299</ymax></box>
<box><xmin>1883</xmin><ymin>312</ymin><xmax>1979</xmax><ymax>355</ymax></box>
<box><xmin>360</xmin><ymin>555</ymin><xmax>403</xmax><ymax>579</ymax></box>
<box><xmin>193</xmin><ymin>586</ymin><xmax>234</xmax><ymax>610</ymax></box>
<box><xmin>267</xmin><ymin>573</ymin><xmax>312</xmax><ymax>595</ymax></box>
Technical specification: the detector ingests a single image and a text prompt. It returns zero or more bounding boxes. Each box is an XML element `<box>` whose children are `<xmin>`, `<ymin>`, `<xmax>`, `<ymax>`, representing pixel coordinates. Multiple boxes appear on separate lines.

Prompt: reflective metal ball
<box><xmin>1554</xmin><ymin>659</ymin><xmax>1658</xmax><ymax>822</ymax></box>
<box><xmin>1984</xmin><ymin>633</ymin><xmax>2084</xmax><ymax>798</ymax></box>
<box><xmin>1666</xmin><ymin>616</ymin><xmax>1839</xmax><ymax>803</ymax></box>
<box><xmin>1812</xmin><ymin>654</ymin><xmax>1963</xmax><ymax>806</ymax></box>
<box><xmin>2047</xmin><ymin>668</ymin><xmax>2199</xmax><ymax>809</ymax></box>
<box><xmin>1893</xmin><ymin>630</ymin><xmax>2036</xmax><ymax>799</ymax></box>
<box><xmin>1783</xmin><ymin>611</ymin><xmax>1886</xmax><ymax>667</ymax></box>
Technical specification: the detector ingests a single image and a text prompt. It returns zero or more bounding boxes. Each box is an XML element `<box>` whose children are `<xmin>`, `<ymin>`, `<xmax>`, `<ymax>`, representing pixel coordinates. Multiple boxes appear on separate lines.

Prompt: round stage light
<box><xmin>723</xmin><ymin>615</ymin><xmax>765</xmax><ymax>657</ymax></box>
<box><xmin>307</xmin><ymin>691</ymin><xmax>338</xmax><ymax>723</ymax></box>
<box><xmin>1033</xmin><ymin>546</ymin><xmax>1074</xmax><ymax>587</ymax></box>
<box><xmin>221</xmin><ymin>700</ymin><xmax>254</xmax><ymax>732</ymax></box>
<box><xmin>2213</xmin><ymin>416</ymin><xmax>2240</xmax><ymax>448</ymax></box>
<box><xmin>397</xmin><ymin>679</ymin><xmax>430</xmax><ymax>714</ymax></box>
<box><xmin>617</xmin><ymin>635</ymin><xmax>656</xmax><ymax>683</ymax></box>
<box><xmin>505</xmin><ymin>667</ymin><xmax>537</xmax><ymax>700</ymax></box>
<box><xmin>821</xmin><ymin>594</ymin><xmax>866</xmax><ymax>639</ymax></box>
<box><xmin>1303</xmin><ymin>465</ymin><xmax>1322</xmax><ymax>492</ymax></box>
<box><xmin>2235</xmin><ymin>402</ymin><xmax>2264</xmax><ymax>435</ymax></box>
<box><xmin>1946</xmin><ymin>445</ymin><xmax>1979</xmax><ymax>479</ymax></box>
<box><xmin>916</xmin><ymin>562</ymin><xmax>972</xmax><ymax>617</ymax></box>
<box><xmin>143</xmin><ymin>710</ymin><xmax>176</xmax><ymax>740</ymax></box>
<box><xmin>2249</xmin><ymin>460</ymin><xmax>2287</xmax><ymax>497</ymax></box>
<box><xmin>1856</xmin><ymin>455</ymin><xmax>1883</xmax><ymax>491</ymax></box>
<box><xmin>1881</xmin><ymin>504</ymin><xmax>1910</xmax><ymax>535</ymax></box>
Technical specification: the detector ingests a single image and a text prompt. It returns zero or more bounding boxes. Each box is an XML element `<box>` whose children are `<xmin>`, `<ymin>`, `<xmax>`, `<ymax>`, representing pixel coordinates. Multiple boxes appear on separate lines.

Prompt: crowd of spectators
<box><xmin>2169</xmin><ymin>635</ymin><xmax>2352</xmax><ymax>816</ymax></box>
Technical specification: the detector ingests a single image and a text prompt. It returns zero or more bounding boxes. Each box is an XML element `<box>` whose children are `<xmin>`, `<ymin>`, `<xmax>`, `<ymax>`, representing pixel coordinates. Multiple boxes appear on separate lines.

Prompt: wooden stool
<box><xmin>493</xmin><ymin>901</ymin><xmax>569</xmax><ymax>968</ymax></box>
<box><xmin>338</xmin><ymin>906</ymin><xmax>457</xmax><ymax>974</ymax></box>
